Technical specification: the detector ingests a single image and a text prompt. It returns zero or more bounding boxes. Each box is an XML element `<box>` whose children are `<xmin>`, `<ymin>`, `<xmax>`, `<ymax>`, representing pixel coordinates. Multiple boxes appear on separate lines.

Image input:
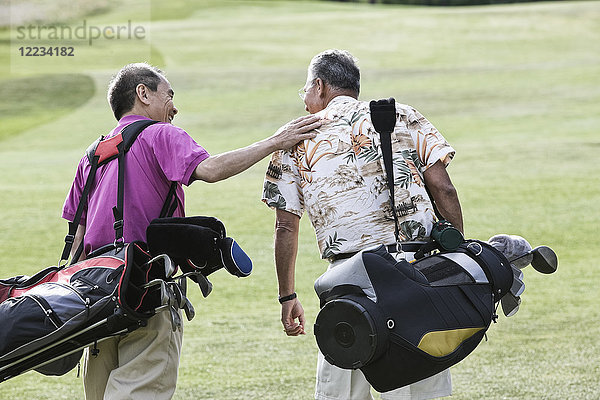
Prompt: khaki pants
<box><xmin>315</xmin><ymin>351</ymin><xmax>452</xmax><ymax>400</ymax></box>
<box><xmin>82</xmin><ymin>311</ymin><xmax>183</xmax><ymax>400</ymax></box>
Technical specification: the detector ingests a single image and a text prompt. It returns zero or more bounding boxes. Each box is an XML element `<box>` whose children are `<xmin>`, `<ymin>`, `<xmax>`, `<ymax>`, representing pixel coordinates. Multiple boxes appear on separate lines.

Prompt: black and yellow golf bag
<box><xmin>314</xmin><ymin>240</ymin><xmax>514</xmax><ymax>392</ymax></box>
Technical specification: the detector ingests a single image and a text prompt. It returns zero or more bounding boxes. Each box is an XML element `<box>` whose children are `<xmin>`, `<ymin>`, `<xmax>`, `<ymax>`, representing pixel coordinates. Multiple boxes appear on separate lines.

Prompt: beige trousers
<box><xmin>315</xmin><ymin>351</ymin><xmax>452</xmax><ymax>400</ymax></box>
<box><xmin>82</xmin><ymin>311</ymin><xmax>183</xmax><ymax>400</ymax></box>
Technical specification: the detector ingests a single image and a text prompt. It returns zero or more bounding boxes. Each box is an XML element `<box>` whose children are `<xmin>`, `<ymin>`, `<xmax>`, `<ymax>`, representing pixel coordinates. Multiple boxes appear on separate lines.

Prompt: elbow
<box><xmin>275</xmin><ymin>219</ymin><xmax>296</xmax><ymax>235</ymax></box>
<box><xmin>201</xmin><ymin>172</ymin><xmax>221</xmax><ymax>183</ymax></box>
<box><xmin>275</xmin><ymin>211</ymin><xmax>300</xmax><ymax>236</ymax></box>
<box><xmin>194</xmin><ymin>161</ymin><xmax>223</xmax><ymax>183</ymax></box>
<box><xmin>439</xmin><ymin>182</ymin><xmax>458</xmax><ymax>198</ymax></box>
<box><xmin>429</xmin><ymin>182</ymin><xmax>459</xmax><ymax>206</ymax></box>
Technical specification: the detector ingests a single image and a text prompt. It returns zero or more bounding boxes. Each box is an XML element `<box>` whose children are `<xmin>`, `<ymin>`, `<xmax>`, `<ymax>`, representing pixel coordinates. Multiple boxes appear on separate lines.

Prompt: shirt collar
<box><xmin>325</xmin><ymin>95</ymin><xmax>358</xmax><ymax>110</ymax></box>
<box><xmin>110</xmin><ymin>114</ymin><xmax>152</xmax><ymax>137</ymax></box>
<box><xmin>318</xmin><ymin>95</ymin><xmax>362</xmax><ymax>146</ymax></box>
<box><xmin>118</xmin><ymin>114</ymin><xmax>151</xmax><ymax>125</ymax></box>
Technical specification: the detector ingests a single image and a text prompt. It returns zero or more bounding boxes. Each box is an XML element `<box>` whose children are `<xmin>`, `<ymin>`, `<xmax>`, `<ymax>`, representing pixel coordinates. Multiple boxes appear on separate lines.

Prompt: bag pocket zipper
<box><xmin>28</xmin><ymin>294</ymin><xmax>63</xmax><ymax>329</ymax></box>
<box><xmin>73</xmin><ymin>273</ymin><xmax>116</xmax><ymax>296</ymax></box>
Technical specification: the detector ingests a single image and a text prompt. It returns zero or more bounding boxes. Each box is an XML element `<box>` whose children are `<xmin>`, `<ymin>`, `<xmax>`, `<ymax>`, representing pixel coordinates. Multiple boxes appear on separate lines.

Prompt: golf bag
<box><xmin>0</xmin><ymin>120</ymin><xmax>253</xmax><ymax>382</ymax></box>
<box><xmin>313</xmin><ymin>240</ymin><xmax>515</xmax><ymax>392</ymax></box>
<box><xmin>0</xmin><ymin>242</ymin><xmax>169</xmax><ymax>379</ymax></box>
<box><xmin>312</xmin><ymin>98</ymin><xmax>559</xmax><ymax>391</ymax></box>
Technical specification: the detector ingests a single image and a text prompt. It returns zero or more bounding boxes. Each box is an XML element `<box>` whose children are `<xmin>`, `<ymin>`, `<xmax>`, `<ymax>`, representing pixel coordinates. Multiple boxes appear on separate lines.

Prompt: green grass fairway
<box><xmin>1</xmin><ymin>1</ymin><xmax>599</xmax><ymax>399</ymax></box>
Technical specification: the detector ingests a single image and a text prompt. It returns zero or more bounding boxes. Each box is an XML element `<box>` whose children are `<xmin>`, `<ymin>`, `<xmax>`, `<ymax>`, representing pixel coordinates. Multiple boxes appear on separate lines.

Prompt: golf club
<box><xmin>178</xmin><ymin>271</ymin><xmax>213</xmax><ymax>297</ymax></box>
<box><xmin>182</xmin><ymin>298</ymin><xmax>196</xmax><ymax>321</ymax></box>
<box><xmin>509</xmin><ymin>267</ymin><xmax>525</xmax><ymax>297</ymax></box>
<box><xmin>501</xmin><ymin>292</ymin><xmax>521</xmax><ymax>317</ymax></box>
<box><xmin>169</xmin><ymin>306</ymin><xmax>182</xmax><ymax>331</ymax></box>
<box><xmin>168</xmin><ymin>282</ymin><xmax>186</xmax><ymax>309</ymax></box>
<box><xmin>531</xmin><ymin>246</ymin><xmax>558</xmax><ymax>274</ymax></box>
<box><xmin>510</xmin><ymin>245</ymin><xmax>558</xmax><ymax>274</ymax></box>
<box><xmin>147</xmin><ymin>254</ymin><xmax>177</xmax><ymax>279</ymax></box>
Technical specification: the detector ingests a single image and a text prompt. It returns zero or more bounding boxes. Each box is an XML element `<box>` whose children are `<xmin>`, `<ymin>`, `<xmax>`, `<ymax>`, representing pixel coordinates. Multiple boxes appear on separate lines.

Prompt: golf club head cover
<box><xmin>146</xmin><ymin>218</ymin><xmax>225</xmax><ymax>273</ymax></box>
<box><xmin>487</xmin><ymin>234</ymin><xmax>532</xmax><ymax>269</ymax></box>
<box><xmin>149</xmin><ymin>216</ymin><xmax>226</xmax><ymax>238</ymax></box>
<box><xmin>369</xmin><ymin>98</ymin><xmax>397</xmax><ymax>134</ymax></box>
<box><xmin>146</xmin><ymin>216</ymin><xmax>252</xmax><ymax>278</ymax></box>
<box><xmin>219</xmin><ymin>237</ymin><xmax>252</xmax><ymax>278</ymax></box>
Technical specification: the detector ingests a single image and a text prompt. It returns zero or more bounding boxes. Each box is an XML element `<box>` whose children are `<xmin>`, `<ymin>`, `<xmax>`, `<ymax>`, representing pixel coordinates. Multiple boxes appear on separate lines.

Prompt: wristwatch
<box><xmin>278</xmin><ymin>292</ymin><xmax>297</xmax><ymax>304</ymax></box>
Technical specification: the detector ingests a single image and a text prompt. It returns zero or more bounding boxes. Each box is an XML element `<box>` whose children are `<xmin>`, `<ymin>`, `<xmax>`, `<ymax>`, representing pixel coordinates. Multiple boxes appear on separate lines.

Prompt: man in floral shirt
<box><xmin>262</xmin><ymin>49</ymin><xmax>463</xmax><ymax>400</ymax></box>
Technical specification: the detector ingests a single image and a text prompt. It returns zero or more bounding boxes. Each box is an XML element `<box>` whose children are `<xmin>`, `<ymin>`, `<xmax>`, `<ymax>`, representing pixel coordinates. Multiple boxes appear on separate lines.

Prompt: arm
<box><xmin>274</xmin><ymin>209</ymin><xmax>306</xmax><ymax>336</ymax></box>
<box><xmin>423</xmin><ymin>160</ymin><xmax>464</xmax><ymax>234</ymax></box>
<box><xmin>70</xmin><ymin>223</ymin><xmax>86</xmax><ymax>262</ymax></box>
<box><xmin>194</xmin><ymin>115</ymin><xmax>321</xmax><ymax>183</ymax></box>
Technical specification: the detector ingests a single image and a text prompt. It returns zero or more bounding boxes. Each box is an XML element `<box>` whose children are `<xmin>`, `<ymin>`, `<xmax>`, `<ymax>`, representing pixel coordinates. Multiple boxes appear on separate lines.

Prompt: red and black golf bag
<box><xmin>0</xmin><ymin>120</ymin><xmax>252</xmax><ymax>382</ymax></box>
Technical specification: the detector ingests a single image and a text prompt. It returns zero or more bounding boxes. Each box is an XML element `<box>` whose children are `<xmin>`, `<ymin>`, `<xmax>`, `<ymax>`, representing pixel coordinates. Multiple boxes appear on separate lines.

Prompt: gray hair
<box><xmin>309</xmin><ymin>49</ymin><xmax>360</xmax><ymax>96</ymax></box>
<box><xmin>107</xmin><ymin>62</ymin><xmax>165</xmax><ymax>121</ymax></box>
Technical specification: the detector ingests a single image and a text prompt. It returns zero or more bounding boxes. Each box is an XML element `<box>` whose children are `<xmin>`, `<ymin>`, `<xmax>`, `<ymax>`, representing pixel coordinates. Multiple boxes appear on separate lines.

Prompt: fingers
<box><xmin>281</xmin><ymin>299</ymin><xmax>306</xmax><ymax>336</ymax></box>
<box><xmin>282</xmin><ymin>315</ymin><xmax>304</xmax><ymax>336</ymax></box>
<box><xmin>290</xmin><ymin>115</ymin><xmax>322</xmax><ymax>133</ymax></box>
<box><xmin>283</xmin><ymin>323</ymin><xmax>305</xmax><ymax>336</ymax></box>
<box><xmin>298</xmin><ymin>312</ymin><xmax>306</xmax><ymax>331</ymax></box>
<box><xmin>289</xmin><ymin>114</ymin><xmax>320</xmax><ymax>126</ymax></box>
<box><xmin>297</xmin><ymin>121</ymin><xmax>322</xmax><ymax>136</ymax></box>
<box><xmin>272</xmin><ymin>114</ymin><xmax>328</xmax><ymax>150</ymax></box>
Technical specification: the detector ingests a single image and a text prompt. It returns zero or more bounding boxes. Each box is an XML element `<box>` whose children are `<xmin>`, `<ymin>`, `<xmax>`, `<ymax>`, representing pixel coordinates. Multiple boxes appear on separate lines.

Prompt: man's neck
<box><xmin>325</xmin><ymin>92</ymin><xmax>358</xmax><ymax>107</ymax></box>
<box><xmin>123</xmin><ymin>105</ymin><xmax>151</xmax><ymax>120</ymax></box>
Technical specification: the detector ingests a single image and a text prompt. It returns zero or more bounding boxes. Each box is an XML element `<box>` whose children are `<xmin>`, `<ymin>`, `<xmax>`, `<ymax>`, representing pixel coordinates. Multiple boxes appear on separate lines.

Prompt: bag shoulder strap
<box><xmin>112</xmin><ymin>120</ymin><xmax>162</xmax><ymax>246</ymax></box>
<box><xmin>85</xmin><ymin>119</ymin><xmax>159</xmax><ymax>165</ymax></box>
<box><xmin>369</xmin><ymin>98</ymin><xmax>401</xmax><ymax>246</ymax></box>
<box><xmin>61</xmin><ymin>119</ymin><xmax>173</xmax><ymax>265</ymax></box>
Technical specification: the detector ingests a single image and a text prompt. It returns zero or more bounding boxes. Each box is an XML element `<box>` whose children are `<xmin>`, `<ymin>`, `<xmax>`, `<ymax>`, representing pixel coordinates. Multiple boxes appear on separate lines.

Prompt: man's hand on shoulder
<box><xmin>193</xmin><ymin>115</ymin><xmax>321</xmax><ymax>183</ymax></box>
<box><xmin>270</xmin><ymin>115</ymin><xmax>321</xmax><ymax>151</ymax></box>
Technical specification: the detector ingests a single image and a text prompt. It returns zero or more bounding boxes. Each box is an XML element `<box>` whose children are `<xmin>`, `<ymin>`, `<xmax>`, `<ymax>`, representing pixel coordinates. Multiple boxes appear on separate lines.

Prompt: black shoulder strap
<box><xmin>86</xmin><ymin>119</ymin><xmax>159</xmax><ymax>166</ymax></box>
<box><xmin>369</xmin><ymin>98</ymin><xmax>401</xmax><ymax>246</ymax></box>
<box><xmin>159</xmin><ymin>181</ymin><xmax>179</xmax><ymax>219</ymax></box>
<box><xmin>111</xmin><ymin>120</ymin><xmax>161</xmax><ymax>246</ymax></box>
<box><xmin>61</xmin><ymin>119</ymin><xmax>166</xmax><ymax>265</ymax></box>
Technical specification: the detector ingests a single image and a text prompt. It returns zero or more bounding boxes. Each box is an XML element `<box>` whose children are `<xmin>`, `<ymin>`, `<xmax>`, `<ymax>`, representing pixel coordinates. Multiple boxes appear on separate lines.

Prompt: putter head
<box><xmin>531</xmin><ymin>246</ymin><xmax>558</xmax><ymax>274</ymax></box>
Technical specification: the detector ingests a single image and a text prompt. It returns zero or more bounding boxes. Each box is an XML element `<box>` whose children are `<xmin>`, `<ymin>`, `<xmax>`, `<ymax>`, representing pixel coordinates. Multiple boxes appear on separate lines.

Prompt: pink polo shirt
<box><xmin>62</xmin><ymin>115</ymin><xmax>210</xmax><ymax>255</ymax></box>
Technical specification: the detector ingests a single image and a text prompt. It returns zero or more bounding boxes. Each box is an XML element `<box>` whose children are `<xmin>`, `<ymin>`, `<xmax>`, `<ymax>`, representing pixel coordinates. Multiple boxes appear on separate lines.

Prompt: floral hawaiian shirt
<box><xmin>262</xmin><ymin>96</ymin><xmax>455</xmax><ymax>260</ymax></box>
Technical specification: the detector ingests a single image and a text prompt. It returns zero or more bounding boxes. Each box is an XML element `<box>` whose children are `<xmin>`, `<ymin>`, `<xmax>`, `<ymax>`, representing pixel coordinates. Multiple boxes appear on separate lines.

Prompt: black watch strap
<box><xmin>278</xmin><ymin>292</ymin><xmax>297</xmax><ymax>304</ymax></box>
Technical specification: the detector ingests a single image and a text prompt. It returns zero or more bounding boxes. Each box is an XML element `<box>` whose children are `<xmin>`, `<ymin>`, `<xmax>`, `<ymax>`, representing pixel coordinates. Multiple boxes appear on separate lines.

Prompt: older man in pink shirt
<box><xmin>63</xmin><ymin>63</ymin><xmax>320</xmax><ymax>400</ymax></box>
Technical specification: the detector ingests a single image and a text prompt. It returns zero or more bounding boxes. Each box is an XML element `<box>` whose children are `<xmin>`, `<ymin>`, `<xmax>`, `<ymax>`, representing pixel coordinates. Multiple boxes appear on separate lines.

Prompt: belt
<box><xmin>327</xmin><ymin>242</ymin><xmax>427</xmax><ymax>263</ymax></box>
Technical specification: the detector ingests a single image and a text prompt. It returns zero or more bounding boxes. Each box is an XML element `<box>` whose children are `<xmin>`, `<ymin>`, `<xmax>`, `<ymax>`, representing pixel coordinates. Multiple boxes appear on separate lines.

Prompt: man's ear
<box><xmin>315</xmin><ymin>78</ymin><xmax>327</xmax><ymax>99</ymax></box>
<box><xmin>135</xmin><ymin>84</ymin><xmax>151</xmax><ymax>106</ymax></box>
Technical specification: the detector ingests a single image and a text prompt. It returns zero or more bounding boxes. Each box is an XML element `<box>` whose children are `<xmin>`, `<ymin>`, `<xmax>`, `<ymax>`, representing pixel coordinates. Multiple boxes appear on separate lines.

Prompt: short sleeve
<box><xmin>262</xmin><ymin>149</ymin><xmax>304</xmax><ymax>217</ymax></box>
<box><xmin>408</xmin><ymin>108</ymin><xmax>455</xmax><ymax>172</ymax></box>
<box><xmin>150</xmin><ymin>124</ymin><xmax>210</xmax><ymax>186</ymax></box>
<box><xmin>62</xmin><ymin>156</ymin><xmax>89</xmax><ymax>223</ymax></box>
